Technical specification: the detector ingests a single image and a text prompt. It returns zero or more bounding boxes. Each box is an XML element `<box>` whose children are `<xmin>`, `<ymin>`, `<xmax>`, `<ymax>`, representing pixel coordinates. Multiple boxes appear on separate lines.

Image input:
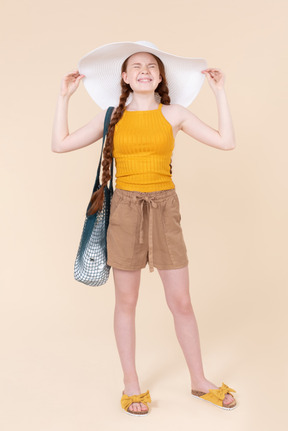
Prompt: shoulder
<box><xmin>162</xmin><ymin>103</ymin><xmax>190</xmax><ymax>117</ymax></box>
<box><xmin>161</xmin><ymin>103</ymin><xmax>191</xmax><ymax>127</ymax></box>
<box><xmin>88</xmin><ymin>107</ymin><xmax>114</xmax><ymax>135</ymax></box>
<box><xmin>104</xmin><ymin>106</ymin><xmax>117</xmax><ymax>116</ymax></box>
<box><xmin>94</xmin><ymin>107</ymin><xmax>117</xmax><ymax>125</ymax></box>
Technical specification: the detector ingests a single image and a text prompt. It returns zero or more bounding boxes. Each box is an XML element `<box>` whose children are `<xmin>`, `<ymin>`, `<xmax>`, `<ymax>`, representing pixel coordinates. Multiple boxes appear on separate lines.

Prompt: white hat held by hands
<box><xmin>78</xmin><ymin>41</ymin><xmax>207</xmax><ymax>109</ymax></box>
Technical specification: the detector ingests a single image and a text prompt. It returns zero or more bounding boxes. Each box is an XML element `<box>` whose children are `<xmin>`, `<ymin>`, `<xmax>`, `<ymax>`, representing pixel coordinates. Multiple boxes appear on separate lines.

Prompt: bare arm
<box><xmin>178</xmin><ymin>68</ymin><xmax>236</xmax><ymax>150</ymax></box>
<box><xmin>51</xmin><ymin>70</ymin><xmax>107</xmax><ymax>153</ymax></box>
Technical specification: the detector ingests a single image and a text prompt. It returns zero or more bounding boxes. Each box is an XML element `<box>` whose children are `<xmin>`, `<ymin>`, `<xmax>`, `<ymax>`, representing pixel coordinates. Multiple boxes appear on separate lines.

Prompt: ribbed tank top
<box><xmin>113</xmin><ymin>103</ymin><xmax>175</xmax><ymax>192</ymax></box>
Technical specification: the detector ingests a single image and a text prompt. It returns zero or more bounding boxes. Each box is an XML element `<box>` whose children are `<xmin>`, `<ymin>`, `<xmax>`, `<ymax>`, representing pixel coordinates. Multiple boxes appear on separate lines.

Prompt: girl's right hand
<box><xmin>60</xmin><ymin>70</ymin><xmax>85</xmax><ymax>97</ymax></box>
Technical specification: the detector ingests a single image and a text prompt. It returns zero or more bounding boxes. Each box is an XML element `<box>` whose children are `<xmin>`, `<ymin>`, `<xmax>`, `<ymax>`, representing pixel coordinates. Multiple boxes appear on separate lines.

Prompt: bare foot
<box><xmin>191</xmin><ymin>379</ymin><xmax>235</xmax><ymax>406</ymax></box>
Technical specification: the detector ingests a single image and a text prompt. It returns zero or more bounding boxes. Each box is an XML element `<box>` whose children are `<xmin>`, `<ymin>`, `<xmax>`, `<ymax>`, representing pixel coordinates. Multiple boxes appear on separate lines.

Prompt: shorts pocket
<box><xmin>109</xmin><ymin>191</ymin><xmax>123</xmax><ymax>221</ymax></box>
<box><xmin>107</xmin><ymin>199</ymin><xmax>139</xmax><ymax>262</ymax></box>
<box><xmin>162</xmin><ymin>193</ymin><xmax>187</xmax><ymax>265</ymax></box>
<box><xmin>163</xmin><ymin>194</ymin><xmax>182</xmax><ymax>231</ymax></box>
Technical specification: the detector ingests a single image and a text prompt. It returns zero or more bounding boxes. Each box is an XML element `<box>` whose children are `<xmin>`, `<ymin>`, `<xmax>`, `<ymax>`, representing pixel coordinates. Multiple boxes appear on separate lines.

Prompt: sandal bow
<box><xmin>202</xmin><ymin>382</ymin><xmax>236</xmax><ymax>406</ymax></box>
<box><xmin>121</xmin><ymin>390</ymin><xmax>151</xmax><ymax>411</ymax></box>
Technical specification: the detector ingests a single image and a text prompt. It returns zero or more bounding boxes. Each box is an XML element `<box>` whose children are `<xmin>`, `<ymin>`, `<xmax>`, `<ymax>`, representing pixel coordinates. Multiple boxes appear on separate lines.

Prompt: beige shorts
<box><xmin>107</xmin><ymin>188</ymin><xmax>189</xmax><ymax>272</ymax></box>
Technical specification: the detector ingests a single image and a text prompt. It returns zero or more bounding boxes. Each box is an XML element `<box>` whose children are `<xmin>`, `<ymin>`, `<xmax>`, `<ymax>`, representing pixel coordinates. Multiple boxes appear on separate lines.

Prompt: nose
<box><xmin>140</xmin><ymin>65</ymin><xmax>149</xmax><ymax>73</ymax></box>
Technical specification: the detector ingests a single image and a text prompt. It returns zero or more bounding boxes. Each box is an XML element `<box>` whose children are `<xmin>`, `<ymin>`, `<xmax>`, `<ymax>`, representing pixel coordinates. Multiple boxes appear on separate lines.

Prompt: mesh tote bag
<box><xmin>74</xmin><ymin>106</ymin><xmax>114</xmax><ymax>286</ymax></box>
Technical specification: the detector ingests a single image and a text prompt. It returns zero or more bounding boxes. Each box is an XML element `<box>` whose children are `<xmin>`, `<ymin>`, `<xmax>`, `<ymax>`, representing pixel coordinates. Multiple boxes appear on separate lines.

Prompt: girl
<box><xmin>52</xmin><ymin>41</ymin><xmax>237</xmax><ymax>416</ymax></box>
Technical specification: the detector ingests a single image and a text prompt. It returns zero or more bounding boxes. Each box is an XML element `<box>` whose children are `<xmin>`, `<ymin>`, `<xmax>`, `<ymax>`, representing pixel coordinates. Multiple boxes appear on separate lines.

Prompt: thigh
<box><xmin>113</xmin><ymin>267</ymin><xmax>141</xmax><ymax>304</ymax></box>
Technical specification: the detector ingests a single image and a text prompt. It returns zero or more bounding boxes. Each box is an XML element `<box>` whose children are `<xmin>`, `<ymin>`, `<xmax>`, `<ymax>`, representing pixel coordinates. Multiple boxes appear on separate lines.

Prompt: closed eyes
<box><xmin>131</xmin><ymin>63</ymin><xmax>157</xmax><ymax>68</ymax></box>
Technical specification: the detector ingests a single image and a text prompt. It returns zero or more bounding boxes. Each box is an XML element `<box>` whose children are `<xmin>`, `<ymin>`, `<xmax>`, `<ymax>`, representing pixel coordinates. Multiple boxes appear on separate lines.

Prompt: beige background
<box><xmin>1</xmin><ymin>0</ymin><xmax>287</xmax><ymax>429</ymax></box>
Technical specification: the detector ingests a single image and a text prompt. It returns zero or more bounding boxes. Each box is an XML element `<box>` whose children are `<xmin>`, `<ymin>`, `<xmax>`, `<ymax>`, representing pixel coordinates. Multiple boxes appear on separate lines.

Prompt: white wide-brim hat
<box><xmin>78</xmin><ymin>41</ymin><xmax>207</xmax><ymax>109</ymax></box>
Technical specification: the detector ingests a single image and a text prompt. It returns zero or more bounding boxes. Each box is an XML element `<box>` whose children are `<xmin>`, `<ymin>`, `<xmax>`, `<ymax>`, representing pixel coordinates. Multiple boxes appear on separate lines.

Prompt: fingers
<box><xmin>76</xmin><ymin>74</ymin><xmax>85</xmax><ymax>81</ymax></box>
<box><xmin>66</xmin><ymin>69</ymin><xmax>85</xmax><ymax>78</ymax></box>
<box><xmin>201</xmin><ymin>69</ymin><xmax>221</xmax><ymax>78</ymax></box>
<box><xmin>201</xmin><ymin>68</ymin><xmax>222</xmax><ymax>74</ymax></box>
<box><xmin>201</xmin><ymin>68</ymin><xmax>225</xmax><ymax>85</ymax></box>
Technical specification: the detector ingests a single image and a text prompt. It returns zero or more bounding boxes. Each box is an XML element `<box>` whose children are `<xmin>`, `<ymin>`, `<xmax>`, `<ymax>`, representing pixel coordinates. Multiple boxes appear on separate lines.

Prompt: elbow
<box><xmin>51</xmin><ymin>139</ymin><xmax>62</xmax><ymax>153</ymax></box>
<box><xmin>51</xmin><ymin>146</ymin><xmax>61</xmax><ymax>153</ymax></box>
<box><xmin>223</xmin><ymin>140</ymin><xmax>236</xmax><ymax>150</ymax></box>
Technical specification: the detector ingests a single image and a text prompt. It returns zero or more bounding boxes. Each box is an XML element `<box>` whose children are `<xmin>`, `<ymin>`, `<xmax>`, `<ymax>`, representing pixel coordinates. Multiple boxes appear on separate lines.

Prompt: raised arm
<box><xmin>51</xmin><ymin>70</ymin><xmax>107</xmax><ymax>153</ymax></box>
<box><xmin>176</xmin><ymin>68</ymin><xmax>236</xmax><ymax>151</ymax></box>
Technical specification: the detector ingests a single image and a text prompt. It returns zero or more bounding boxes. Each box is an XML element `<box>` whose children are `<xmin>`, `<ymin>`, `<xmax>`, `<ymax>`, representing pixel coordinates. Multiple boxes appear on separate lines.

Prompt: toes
<box><xmin>223</xmin><ymin>393</ymin><xmax>235</xmax><ymax>406</ymax></box>
<box><xmin>131</xmin><ymin>402</ymin><xmax>141</xmax><ymax>413</ymax></box>
<box><xmin>141</xmin><ymin>402</ymin><xmax>148</xmax><ymax>411</ymax></box>
<box><xmin>128</xmin><ymin>402</ymin><xmax>148</xmax><ymax>413</ymax></box>
<box><xmin>129</xmin><ymin>403</ymin><xmax>136</xmax><ymax>413</ymax></box>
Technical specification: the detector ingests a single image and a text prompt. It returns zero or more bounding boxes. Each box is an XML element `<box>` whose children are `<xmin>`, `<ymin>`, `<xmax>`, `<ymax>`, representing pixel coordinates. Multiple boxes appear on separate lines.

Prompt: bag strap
<box><xmin>92</xmin><ymin>106</ymin><xmax>114</xmax><ymax>194</ymax></box>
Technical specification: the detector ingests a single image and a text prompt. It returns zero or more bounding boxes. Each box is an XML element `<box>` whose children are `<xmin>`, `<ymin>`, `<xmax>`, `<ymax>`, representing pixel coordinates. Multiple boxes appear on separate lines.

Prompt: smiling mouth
<box><xmin>138</xmin><ymin>78</ymin><xmax>152</xmax><ymax>82</ymax></box>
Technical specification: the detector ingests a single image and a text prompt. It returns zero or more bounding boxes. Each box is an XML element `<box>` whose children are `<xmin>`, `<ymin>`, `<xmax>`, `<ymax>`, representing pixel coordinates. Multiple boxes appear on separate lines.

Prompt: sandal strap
<box><xmin>201</xmin><ymin>382</ymin><xmax>236</xmax><ymax>406</ymax></box>
<box><xmin>121</xmin><ymin>390</ymin><xmax>151</xmax><ymax>411</ymax></box>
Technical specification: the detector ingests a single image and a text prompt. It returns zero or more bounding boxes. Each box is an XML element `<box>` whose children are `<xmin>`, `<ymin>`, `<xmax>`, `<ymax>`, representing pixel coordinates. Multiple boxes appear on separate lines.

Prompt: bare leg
<box><xmin>113</xmin><ymin>267</ymin><xmax>148</xmax><ymax>413</ymax></box>
<box><xmin>157</xmin><ymin>265</ymin><xmax>234</xmax><ymax>406</ymax></box>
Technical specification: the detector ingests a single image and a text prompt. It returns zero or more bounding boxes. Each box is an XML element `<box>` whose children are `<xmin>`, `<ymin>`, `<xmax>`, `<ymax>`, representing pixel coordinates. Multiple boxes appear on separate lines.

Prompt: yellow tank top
<box><xmin>112</xmin><ymin>103</ymin><xmax>175</xmax><ymax>192</ymax></box>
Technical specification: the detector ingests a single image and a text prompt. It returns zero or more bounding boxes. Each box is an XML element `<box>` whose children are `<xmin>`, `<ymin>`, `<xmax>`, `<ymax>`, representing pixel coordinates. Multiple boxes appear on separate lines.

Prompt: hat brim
<box><xmin>78</xmin><ymin>41</ymin><xmax>207</xmax><ymax>109</ymax></box>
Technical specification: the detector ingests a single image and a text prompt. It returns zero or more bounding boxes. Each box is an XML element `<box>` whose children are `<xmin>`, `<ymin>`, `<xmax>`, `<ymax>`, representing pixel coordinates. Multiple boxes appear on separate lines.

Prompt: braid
<box><xmin>156</xmin><ymin>81</ymin><xmax>171</xmax><ymax>106</ymax></box>
<box><xmin>86</xmin><ymin>81</ymin><xmax>131</xmax><ymax>216</ymax></box>
<box><xmin>154</xmin><ymin>57</ymin><xmax>172</xmax><ymax>175</ymax></box>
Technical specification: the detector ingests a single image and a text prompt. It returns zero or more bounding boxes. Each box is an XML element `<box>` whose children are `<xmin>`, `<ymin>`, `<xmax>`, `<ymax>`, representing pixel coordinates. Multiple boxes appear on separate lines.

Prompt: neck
<box><xmin>126</xmin><ymin>93</ymin><xmax>159</xmax><ymax>111</ymax></box>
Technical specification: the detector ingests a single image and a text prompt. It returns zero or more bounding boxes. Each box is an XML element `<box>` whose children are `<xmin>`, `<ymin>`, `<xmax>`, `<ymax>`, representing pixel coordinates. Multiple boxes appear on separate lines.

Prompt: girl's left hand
<box><xmin>201</xmin><ymin>68</ymin><xmax>225</xmax><ymax>92</ymax></box>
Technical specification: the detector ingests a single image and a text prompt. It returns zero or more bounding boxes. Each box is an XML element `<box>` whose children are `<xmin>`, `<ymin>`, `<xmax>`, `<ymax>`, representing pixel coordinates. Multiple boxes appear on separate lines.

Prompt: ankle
<box><xmin>191</xmin><ymin>376</ymin><xmax>208</xmax><ymax>387</ymax></box>
<box><xmin>123</xmin><ymin>376</ymin><xmax>141</xmax><ymax>390</ymax></box>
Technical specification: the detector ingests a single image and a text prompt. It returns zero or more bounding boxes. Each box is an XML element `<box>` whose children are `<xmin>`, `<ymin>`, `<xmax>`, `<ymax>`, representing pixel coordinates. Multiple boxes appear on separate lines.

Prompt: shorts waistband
<box><xmin>114</xmin><ymin>188</ymin><xmax>176</xmax><ymax>203</ymax></box>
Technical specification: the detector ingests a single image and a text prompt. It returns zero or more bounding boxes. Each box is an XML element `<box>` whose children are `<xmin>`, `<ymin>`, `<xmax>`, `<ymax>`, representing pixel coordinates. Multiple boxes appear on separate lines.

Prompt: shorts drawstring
<box><xmin>135</xmin><ymin>195</ymin><xmax>158</xmax><ymax>272</ymax></box>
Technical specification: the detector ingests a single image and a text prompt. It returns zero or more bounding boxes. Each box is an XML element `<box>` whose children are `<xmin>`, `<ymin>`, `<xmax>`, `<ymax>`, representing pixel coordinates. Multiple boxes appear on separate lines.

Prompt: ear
<box><xmin>159</xmin><ymin>74</ymin><xmax>162</xmax><ymax>83</ymax></box>
<box><xmin>122</xmin><ymin>71</ymin><xmax>129</xmax><ymax>84</ymax></box>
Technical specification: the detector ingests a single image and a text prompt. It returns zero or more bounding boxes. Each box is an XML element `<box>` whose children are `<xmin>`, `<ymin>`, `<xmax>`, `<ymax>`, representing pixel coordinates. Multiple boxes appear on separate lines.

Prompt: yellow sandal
<box><xmin>121</xmin><ymin>389</ymin><xmax>151</xmax><ymax>416</ymax></box>
<box><xmin>191</xmin><ymin>382</ymin><xmax>237</xmax><ymax>410</ymax></box>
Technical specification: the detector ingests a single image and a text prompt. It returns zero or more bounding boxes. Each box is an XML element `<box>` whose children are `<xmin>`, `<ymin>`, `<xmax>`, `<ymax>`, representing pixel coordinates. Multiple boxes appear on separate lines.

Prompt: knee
<box><xmin>115</xmin><ymin>292</ymin><xmax>138</xmax><ymax>312</ymax></box>
<box><xmin>167</xmin><ymin>297</ymin><xmax>193</xmax><ymax>316</ymax></box>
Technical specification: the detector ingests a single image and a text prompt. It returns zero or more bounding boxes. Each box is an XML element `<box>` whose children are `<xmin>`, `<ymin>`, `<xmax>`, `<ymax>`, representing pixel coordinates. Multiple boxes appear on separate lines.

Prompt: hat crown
<box><xmin>135</xmin><ymin>41</ymin><xmax>159</xmax><ymax>50</ymax></box>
